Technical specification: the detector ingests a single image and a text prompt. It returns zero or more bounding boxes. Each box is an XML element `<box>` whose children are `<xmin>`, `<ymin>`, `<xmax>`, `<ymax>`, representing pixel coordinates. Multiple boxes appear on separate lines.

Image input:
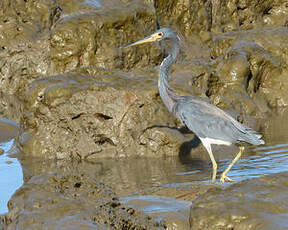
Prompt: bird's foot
<box><xmin>220</xmin><ymin>174</ymin><xmax>234</xmax><ymax>183</ymax></box>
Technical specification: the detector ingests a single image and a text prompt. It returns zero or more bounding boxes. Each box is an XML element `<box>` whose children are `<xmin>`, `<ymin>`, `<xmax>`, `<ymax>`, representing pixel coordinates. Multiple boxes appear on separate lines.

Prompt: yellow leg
<box><xmin>209</xmin><ymin>150</ymin><xmax>217</xmax><ymax>183</ymax></box>
<box><xmin>220</xmin><ymin>146</ymin><xmax>244</xmax><ymax>183</ymax></box>
<box><xmin>200</xmin><ymin>138</ymin><xmax>217</xmax><ymax>182</ymax></box>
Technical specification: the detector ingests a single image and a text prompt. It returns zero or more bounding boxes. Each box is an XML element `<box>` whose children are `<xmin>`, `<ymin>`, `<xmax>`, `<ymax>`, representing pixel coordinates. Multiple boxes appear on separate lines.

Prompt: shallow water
<box><xmin>93</xmin><ymin>113</ymin><xmax>288</xmax><ymax>197</ymax></box>
<box><xmin>1</xmin><ymin>140</ymin><xmax>288</xmax><ymax>212</ymax></box>
<box><xmin>227</xmin><ymin>143</ymin><xmax>288</xmax><ymax>180</ymax></box>
<box><xmin>0</xmin><ymin>119</ymin><xmax>23</xmax><ymax>214</ymax></box>
<box><xmin>120</xmin><ymin>195</ymin><xmax>191</xmax><ymax>229</ymax></box>
<box><xmin>83</xmin><ymin>0</ymin><xmax>125</xmax><ymax>8</ymax></box>
<box><xmin>0</xmin><ymin>139</ymin><xmax>23</xmax><ymax>214</ymax></box>
<box><xmin>83</xmin><ymin>0</ymin><xmax>102</xmax><ymax>7</ymax></box>
<box><xmin>94</xmin><ymin>142</ymin><xmax>288</xmax><ymax>197</ymax></box>
<box><xmin>1</xmin><ymin>115</ymin><xmax>288</xmax><ymax>219</ymax></box>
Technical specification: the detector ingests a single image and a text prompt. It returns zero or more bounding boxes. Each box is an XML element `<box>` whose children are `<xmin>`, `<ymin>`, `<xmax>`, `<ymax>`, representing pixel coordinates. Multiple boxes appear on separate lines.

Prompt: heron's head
<box><xmin>121</xmin><ymin>27</ymin><xmax>179</xmax><ymax>48</ymax></box>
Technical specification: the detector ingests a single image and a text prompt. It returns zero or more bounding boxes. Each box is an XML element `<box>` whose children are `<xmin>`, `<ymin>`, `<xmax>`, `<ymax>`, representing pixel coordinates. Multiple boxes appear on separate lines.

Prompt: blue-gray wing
<box><xmin>176</xmin><ymin>99</ymin><xmax>264</xmax><ymax>145</ymax></box>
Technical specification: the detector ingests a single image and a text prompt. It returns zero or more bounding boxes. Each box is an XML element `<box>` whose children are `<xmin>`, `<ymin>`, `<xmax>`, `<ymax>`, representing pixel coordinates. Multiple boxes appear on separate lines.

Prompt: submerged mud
<box><xmin>121</xmin><ymin>195</ymin><xmax>191</xmax><ymax>230</ymax></box>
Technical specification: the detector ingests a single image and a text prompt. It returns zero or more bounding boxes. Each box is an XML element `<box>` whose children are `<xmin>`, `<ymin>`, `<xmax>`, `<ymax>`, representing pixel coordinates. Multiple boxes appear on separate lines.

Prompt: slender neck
<box><xmin>158</xmin><ymin>38</ymin><xmax>180</xmax><ymax>114</ymax></box>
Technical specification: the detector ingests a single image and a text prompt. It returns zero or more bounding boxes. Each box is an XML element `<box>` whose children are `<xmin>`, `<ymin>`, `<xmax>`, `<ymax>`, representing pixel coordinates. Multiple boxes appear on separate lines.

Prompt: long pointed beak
<box><xmin>120</xmin><ymin>34</ymin><xmax>158</xmax><ymax>48</ymax></box>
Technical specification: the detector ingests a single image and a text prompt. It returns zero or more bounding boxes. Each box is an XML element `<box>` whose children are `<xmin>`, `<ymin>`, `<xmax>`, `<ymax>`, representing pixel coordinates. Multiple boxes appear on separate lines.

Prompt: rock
<box><xmin>209</xmin><ymin>28</ymin><xmax>288</xmax><ymax>112</ymax></box>
<box><xmin>55</xmin><ymin>0</ymin><xmax>131</xmax><ymax>16</ymax></box>
<box><xmin>189</xmin><ymin>172</ymin><xmax>288</xmax><ymax>229</ymax></box>
<box><xmin>0</xmin><ymin>0</ymin><xmax>60</xmax><ymax>47</ymax></box>
<box><xmin>0</xmin><ymin>118</ymin><xmax>19</xmax><ymax>143</ymax></box>
<box><xmin>154</xmin><ymin>0</ymin><xmax>212</xmax><ymax>37</ymax></box>
<box><xmin>154</xmin><ymin>0</ymin><xmax>212</xmax><ymax>62</ymax></box>
<box><xmin>50</xmin><ymin>1</ymin><xmax>160</xmax><ymax>73</ymax></box>
<box><xmin>18</xmin><ymin>67</ymin><xmax>185</xmax><ymax>159</ymax></box>
<box><xmin>21</xmin><ymin>23</ymin><xmax>288</xmax><ymax>158</ymax></box>
<box><xmin>210</xmin><ymin>0</ymin><xmax>288</xmax><ymax>32</ymax></box>
<box><xmin>0</xmin><ymin>0</ymin><xmax>160</xmax><ymax>95</ymax></box>
<box><xmin>2</xmin><ymin>171</ymin><xmax>166</xmax><ymax>229</ymax></box>
<box><xmin>154</xmin><ymin>0</ymin><xmax>288</xmax><ymax>35</ymax></box>
<box><xmin>0</xmin><ymin>0</ymin><xmax>60</xmax><ymax>95</ymax></box>
<box><xmin>0</xmin><ymin>93</ymin><xmax>23</xmax><ymax>123</ymax></box>
<box><xmin>0</xmin><ymin>39</ymin><xmax>52</xmax><ymax>95</ymax></box>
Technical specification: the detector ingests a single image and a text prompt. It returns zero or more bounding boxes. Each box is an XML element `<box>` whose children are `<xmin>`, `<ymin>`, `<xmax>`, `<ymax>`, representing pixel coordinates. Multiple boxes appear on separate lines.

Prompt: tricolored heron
<box><xmin>121</xmin><ymin>28</ymin><xmax>264</xmax><ymax>183</ymax></box>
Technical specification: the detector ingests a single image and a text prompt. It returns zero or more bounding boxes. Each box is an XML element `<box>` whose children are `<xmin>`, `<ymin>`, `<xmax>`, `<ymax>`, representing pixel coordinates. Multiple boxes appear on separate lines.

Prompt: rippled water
<box><xmin>226</xmin><ymin>143</ymin><xmax>288</xmax><ymax>180</ymax></box>
<box><xmin>94</xmin><ymin>142</ymin><xmax>288</xmax><ymax>196</ymax></box>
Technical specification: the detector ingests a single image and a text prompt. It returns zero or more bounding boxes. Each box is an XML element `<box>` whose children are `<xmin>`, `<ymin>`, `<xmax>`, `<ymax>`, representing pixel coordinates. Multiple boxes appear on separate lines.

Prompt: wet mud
<box><xmin>3</xmin><ymin>172</ymin><xmax>165</xmax><ymax>230</ymax></box>
<box><xmin>18</xmin><ymin>67</ymin><xmax>181</xmax><ymax>159</ymax></box>
<box><xmin>121</xmin><ymin>195</ymin><xmax>191</xmax><ymax>230</ymax></box>
<box><xmin>190</xmin><ymin>172</ymin><xmax>288</xmax><ymax>230</ymax></box>
<box><xmin>0</xmin><ymin>119</ymin><xmax>18</xmax><ymax>143</ymax></box>
<box><xmin>1</xmin><ymin>0</ymin><xmax>288</xmax><ymax>229</ymax></box>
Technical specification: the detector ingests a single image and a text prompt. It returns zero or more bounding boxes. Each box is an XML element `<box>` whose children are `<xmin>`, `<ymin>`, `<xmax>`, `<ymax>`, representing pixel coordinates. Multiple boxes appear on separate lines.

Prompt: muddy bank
<box><xmin>0</xmin><ymin>0</ymin><xmax>160</xmax><ymax>95</ymax></box>
<box><xmin>0</xmin><ymin>0</ymin><xmax>60</xmax><ymax>95</ymax></box>
<box><xmin>189</xmin><ymin>171</ymin><xmax>288</xmax><ymax>229</ymax></box>
<box><xmin>1</xmin><ymin>171</ymin><xmax>166</xmax><ymax>230</ymax></box>
<box><xmin>1</xmin><ymin>0</ymin><xmax>287</xmax><ymax>157</ymax></box>
<box><xmin>1</xmin><ymin>0</ymin><xmax>288</xmax><ymax>229</ymax></box>
<box><xmin>0</xmin><ymin>94</ymin><xmax>23</xmax><ymax>124</ymax></box>
<box><xmin>155</xmin><ymin>0</ymin><xmax>288</xmax><ymax>36</ymax></box>
<box><xmin>0</xmin><ymin>0</ymin><xmax>60</xmax><ymax>48</ymax></box>
<box><xmin>126</xmin><ymin>171</ymin><xmax>288</xmax><ymax>229</ymax></box>
<box><xmin>0</xmin><ymin>119</ymin><xmax>19</xmax><ymax>142</ymax></box>
<box><xmin>50</xmin><ymin>1</ymin><xmax>160</xmax><ymax>73</ymax></box>
<box><xmin>210</xmin><ymin>27</ymin><xmax>288</xmax><ymax>110</ymax></box>
<box><xmin>17</xmin><ymin>67</ymin><xmax>187</xmax><ymax>159</ymax></box>
<box><xmin>121</xmin><ymin>195</ymin><xmax>191</xmax><ymax>230</ymax></box>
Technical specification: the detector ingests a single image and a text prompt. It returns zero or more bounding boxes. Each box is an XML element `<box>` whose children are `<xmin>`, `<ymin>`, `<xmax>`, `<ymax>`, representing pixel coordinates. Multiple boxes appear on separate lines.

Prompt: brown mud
<box><xmin>3</xmin><ymin>171</ymin><xmax>166</xmax><ymax>230</ymax></box>
<box><xmin>0</xmin><ymin>119</ymin><xmax>18</xmax><ymax>143</ymax></box>
<box><xmin>1</xmin><ymin>0</ymin><xmax>288</xmax><ymax>229</ymax></box>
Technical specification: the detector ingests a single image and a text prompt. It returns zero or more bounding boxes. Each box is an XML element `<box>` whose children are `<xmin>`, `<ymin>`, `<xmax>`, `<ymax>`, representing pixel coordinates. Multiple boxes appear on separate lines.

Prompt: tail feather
<box><xmin>239</xmin><ymin>127</ymin><xmax>265</xmax><ymax>145</ymax></box>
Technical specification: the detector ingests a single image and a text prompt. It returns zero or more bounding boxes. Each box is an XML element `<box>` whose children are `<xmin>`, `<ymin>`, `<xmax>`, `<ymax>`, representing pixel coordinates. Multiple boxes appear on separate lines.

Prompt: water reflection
<box><xmin>0</xmin><ymin>139</ymin><xmax>23</xmax><ymax>214</ymax></box>
<box><xmin>82</xmin><ymin>0</ymin><xmax>127</xmax><ymax>8</ymax></box>
<box><xmin>227</xmin><ymin>143</ymin><xmax>288</xmax><ymax>181</ymax></box>
<box><xmin>91</xmin><ymin>142</ymin><xmax>288</xmax><ymax>196</ymax></box>
<box><xmin>83</xmin><ymin>0</ymin><xmax>102</xmax><ymax>7</ymax></box>
<box><xmin>16</xmin><ymin>139</ymin><xmax>288</xmax><ymax>199</ymax></box>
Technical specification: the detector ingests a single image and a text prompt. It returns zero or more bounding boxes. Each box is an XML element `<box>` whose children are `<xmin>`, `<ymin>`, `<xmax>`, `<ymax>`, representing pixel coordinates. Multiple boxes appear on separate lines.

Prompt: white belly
<box><xmin>200</xmin><ymin>137</ymin><xmax>232</xmax><ymax>146</ymax></box>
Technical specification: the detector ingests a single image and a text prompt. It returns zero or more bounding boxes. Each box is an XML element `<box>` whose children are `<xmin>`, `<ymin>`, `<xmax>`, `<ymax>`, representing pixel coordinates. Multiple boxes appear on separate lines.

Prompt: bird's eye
<box><xmin>158</xmin><ymin>32</ymin><xmax>163</xmax><ymax>37</ymax></box>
